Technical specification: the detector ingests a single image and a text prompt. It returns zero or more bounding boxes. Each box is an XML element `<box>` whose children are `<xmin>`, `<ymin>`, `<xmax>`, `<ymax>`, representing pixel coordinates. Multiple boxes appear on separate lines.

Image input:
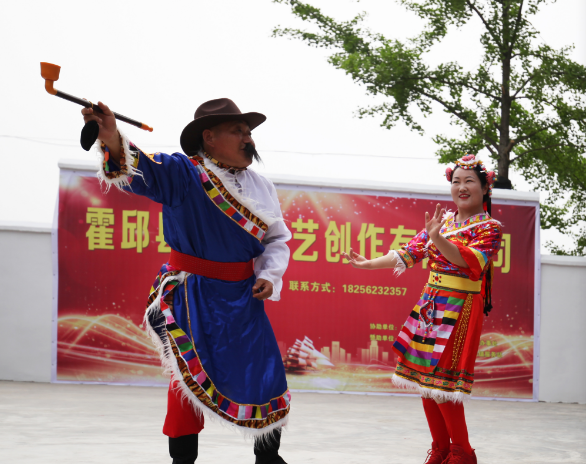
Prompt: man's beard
<box><xmin>244</xmin><ymin>143</ymin><xmax>261</xmax><ymax>163</ymax></box>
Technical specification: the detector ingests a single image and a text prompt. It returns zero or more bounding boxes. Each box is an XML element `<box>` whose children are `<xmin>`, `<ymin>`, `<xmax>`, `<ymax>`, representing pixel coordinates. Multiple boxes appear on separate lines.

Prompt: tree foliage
<box><xmin>273</xmin><ymin>0</ymin><xmax>586</xmax><ymax>255</ymax></box>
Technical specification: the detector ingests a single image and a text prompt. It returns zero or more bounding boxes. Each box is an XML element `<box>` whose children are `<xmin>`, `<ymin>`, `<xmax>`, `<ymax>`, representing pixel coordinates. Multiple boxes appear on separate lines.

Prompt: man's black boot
<box><xmin>254</xmin><ymin>428</ymin><xmax>287</xmax><ymax>464</ymax></box>
<box><xmin>169</xmin><ymin>434</ymin><xmax>198</xmax><ymax>464</ymax></box>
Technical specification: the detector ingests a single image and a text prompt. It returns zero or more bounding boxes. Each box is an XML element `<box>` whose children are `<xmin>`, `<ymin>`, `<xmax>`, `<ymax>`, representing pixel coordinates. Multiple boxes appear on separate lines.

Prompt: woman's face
<box><xmin>451</xmin><ymin>168</ymin><xmax>488</xmax><ymax>213</ymax></box>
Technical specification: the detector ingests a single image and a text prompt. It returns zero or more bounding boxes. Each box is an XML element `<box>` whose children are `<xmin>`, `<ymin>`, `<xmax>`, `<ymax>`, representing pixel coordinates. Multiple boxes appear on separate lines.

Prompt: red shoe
<box><xmin>423</xmin><ymin>442</ymin><xmax>450</xmax><ymax>464</ymax></box>
<box><xmin>444</xmin><ymin>445</ymin><xmax>477</xmax><ymax>464</ymax></box>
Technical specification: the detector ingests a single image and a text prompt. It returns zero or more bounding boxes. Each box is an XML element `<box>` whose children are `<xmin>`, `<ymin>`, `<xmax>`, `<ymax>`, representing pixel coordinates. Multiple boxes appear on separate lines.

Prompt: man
<box><xmin>82</xmin><ymin>98</ymin><xmax>291</xmax><ymax>464</ymax></box>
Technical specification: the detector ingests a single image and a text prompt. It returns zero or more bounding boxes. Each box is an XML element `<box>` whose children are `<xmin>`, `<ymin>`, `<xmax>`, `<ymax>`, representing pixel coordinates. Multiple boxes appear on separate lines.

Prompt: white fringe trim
<box><xmin>145</xmin><ymin>271</ymin><xmax>187</xmax><ymax>324</ymax></box>
<box><xmin>201</xmin><ymin>153</ymin><xmax>283</xmax><ymax>227</ymax></box>
<box><xmin>144</xmin><ymin>272</ymin><xmax>289</xmax><ymax>440</ymax></box>
<box><xmin>387</xmin><ymin>250</ymin><xmax>406</xmax><ymax>276</ymax></box>
<box><xmin>442</xmin><ymin>210</ymin><xmax>454</xmax><ymax>221</ymax></box>
<box><xmin>391</xmin><ymin>374</ymin><xmax>471</xmax><ymax>404</ymax></box>
<box><xmin>95</xmin><ymin>129</ymin><xmax>142</xmax><ymax>191</ymax></box>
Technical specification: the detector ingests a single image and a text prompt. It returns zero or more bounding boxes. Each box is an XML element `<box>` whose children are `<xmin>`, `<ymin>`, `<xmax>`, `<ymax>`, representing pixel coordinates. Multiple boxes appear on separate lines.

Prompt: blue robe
<box><xmin>103</xmin><ymin>143</ymin><xmax>290</xmax><ymax>434</ymax></box>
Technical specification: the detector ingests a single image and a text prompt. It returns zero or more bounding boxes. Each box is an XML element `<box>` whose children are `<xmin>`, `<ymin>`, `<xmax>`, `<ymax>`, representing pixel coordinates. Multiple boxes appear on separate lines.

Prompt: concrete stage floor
<box><xmin>0</xmin><ymin>381</ymin><xmax>584</xmax><ymax>464</ymax></box>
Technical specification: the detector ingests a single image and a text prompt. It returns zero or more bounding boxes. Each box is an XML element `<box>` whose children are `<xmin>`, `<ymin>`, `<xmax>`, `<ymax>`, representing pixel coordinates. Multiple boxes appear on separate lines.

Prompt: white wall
<box><xmin>0</xmin><ymin>224</ymin><xmax>53</xmax><ymax>382</ymax></box>
<box><xmin>539</xmin><ymin>256</ymin><xmax>586</xmax><ymax>403</ymax></box>
<box><xmin>1</xmin><ymin>224</ymin><xmax>584</xmax><ymax>403</ymax></box>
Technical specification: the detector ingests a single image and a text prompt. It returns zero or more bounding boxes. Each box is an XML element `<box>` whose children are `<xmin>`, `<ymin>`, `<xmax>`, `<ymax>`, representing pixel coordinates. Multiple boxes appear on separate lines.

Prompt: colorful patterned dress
<box><xmin>97</xmin><ymin>133</ymin><xmax>292</xmax><ymax>438</ymax></box>
<box><xmin>391</xmin><ymin>212</ymin><xmax>502</xmax><ymax>402</ymax></box>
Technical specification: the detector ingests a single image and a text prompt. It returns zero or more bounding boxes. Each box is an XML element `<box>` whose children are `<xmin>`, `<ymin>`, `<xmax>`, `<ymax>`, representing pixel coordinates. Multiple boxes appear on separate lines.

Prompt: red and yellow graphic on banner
<box><xmin>57</xmin><ymin>173</ymin><xmax>534</xmax><ymax>399</ymax></box>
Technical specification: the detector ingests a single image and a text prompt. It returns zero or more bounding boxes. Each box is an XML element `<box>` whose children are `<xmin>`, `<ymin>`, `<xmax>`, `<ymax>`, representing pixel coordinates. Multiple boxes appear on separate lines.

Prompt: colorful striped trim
<box><xmin>394</xmin><ymin>361</ymin><xmax>474</xmax><ymax>395</ymax></box>
<box><xmin>202</xmin><ymin>151</ymin><xmax>247</xmax><ymax>174</ymax></box>
<box><xmin>442</xmin><ymin>213</ymin><xmax>491</xmax><ymax>234</ymax></box>
<box><xmin>439</xmin><ymin>213</ymin><xmax>501</xmax><ymax>239</ymax></box>
<box><xmin>146</xmin><ymin>263</ymin><xmax>180</xmax><ymax>309</ymax></box>
<box><xmin>396</xmin><ymin>249</ymin><xmax>416</xmax><ymax>269</ymax></box>
<box><xmin>197</xmin><ymin>157</ymin><xmax>268</xmax><ymax>234</ymax></box>
<box><xmin>188</xmin><ymin>158</ymin><xmax>267</xmax><ymax>242</ymax></box>
<box><xmin>392</xmin><ymin>286</ymin><xmax>467</xmax><ymax>372</ymax></box>
<box><xmin>146</xmin><ymin>269</ymin><xmax>290</xmax><ymax>429</ymax></box>
<box><xmin>100</xmin><ymin>135</ymin><xmax>141</xmax><ymax>180</ymax></box>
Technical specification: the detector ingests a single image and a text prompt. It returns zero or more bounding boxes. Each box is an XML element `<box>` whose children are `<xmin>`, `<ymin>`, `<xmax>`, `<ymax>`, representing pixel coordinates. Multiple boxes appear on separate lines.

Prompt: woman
<box><xmin>342</xmin><ymin>154</ymin><xmax>501</xmax><ymax>464</ymax></box>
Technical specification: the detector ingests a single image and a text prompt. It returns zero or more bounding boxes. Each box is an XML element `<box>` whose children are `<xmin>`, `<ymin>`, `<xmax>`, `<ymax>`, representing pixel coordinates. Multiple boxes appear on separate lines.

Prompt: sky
<box><xmin>1</xmin><ymin>0</ymin><xmax>584</xmax><ymax>252</ymax></box>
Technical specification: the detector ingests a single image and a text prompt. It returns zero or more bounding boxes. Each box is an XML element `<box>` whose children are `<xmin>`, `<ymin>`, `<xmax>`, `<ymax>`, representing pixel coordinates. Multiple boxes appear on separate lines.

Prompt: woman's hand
<box><xmin>341</xmin><ymin>248</ymin><xmax>371</xmax><ymax>269</ymax></box>
<box><xmin>425</xmin><ymin>203</ymin><xmax>447</xmax><ymax>239</ymax></box>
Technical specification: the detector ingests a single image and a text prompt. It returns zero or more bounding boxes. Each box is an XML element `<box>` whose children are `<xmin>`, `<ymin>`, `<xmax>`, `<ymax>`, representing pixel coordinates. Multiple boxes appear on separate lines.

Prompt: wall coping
<box><xmin>58</xmin><ymin>158</ymin><xmax>540</xmax><ymax>202</ymax></box>
<box><xmin>541</xmin><ymin>255</ymin><xmax>586</xmax><ymax>267</ymax></box>
<box><xmin>0</xmin><ymin>221</ymin><xmax>52</xmax><ymax>233</ymax></box>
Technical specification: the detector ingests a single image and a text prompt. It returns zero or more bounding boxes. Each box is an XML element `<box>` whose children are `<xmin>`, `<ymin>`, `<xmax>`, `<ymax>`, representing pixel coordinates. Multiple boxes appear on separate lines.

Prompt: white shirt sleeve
<box><xmin>252</xmin><ymin>179</ymin><xmax>292</xmax><ymax>301</ymax></box>
<box><xmin>208</xmin><ymin>162</ymin><xmax>292</xmax><ymax>302</ymax></box>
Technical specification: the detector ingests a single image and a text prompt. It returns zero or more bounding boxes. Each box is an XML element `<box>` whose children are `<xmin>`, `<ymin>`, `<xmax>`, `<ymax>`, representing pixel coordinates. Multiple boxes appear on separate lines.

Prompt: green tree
<box><xmin>273</xmin><ymin>0</ymin><xmax>586</xmax><ymax>255</ymax></box>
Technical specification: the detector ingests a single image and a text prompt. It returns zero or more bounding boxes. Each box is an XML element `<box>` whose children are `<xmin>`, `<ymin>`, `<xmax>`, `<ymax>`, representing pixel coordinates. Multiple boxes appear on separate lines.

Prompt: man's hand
<box><xmin>81</xmin><ymin>101</ymin><xmax>121</xmax><ymax>162</ymax></box>
<box><xmin>252</xmin><ymin>279</ymin><xmax>274</xmax><ymax>300</ymax></box>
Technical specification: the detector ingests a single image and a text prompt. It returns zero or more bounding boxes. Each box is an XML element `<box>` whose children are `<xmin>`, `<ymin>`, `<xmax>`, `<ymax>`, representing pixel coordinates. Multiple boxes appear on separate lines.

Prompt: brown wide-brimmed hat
<box><xmin>180</xmin><ymin>98</ymin><xmax>266</xmax><ymax>154</ymax></box>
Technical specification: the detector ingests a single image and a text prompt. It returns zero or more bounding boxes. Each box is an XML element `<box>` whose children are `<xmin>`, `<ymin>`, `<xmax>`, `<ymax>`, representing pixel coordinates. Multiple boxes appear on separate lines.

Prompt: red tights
<box><xmin>163</xmin><ymin>381</ymin><xmax>205</xmax><ymax>438</ymax></box>
<box><xmin>422</xmin><ymin>398</ymin><xmax>472</xmax><ymax>454</ymax></box>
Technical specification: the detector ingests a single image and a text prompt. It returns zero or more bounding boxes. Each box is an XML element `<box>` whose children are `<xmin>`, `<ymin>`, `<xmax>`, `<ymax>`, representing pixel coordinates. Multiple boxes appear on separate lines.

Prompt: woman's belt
<box><xmin>169</xmin><ymin>249</ymin><xmax>254</xmax><ymax>282</ymax></box>
<box><xmin>427</xmin><ymin>271</ymin><xmax>481</xmax><ymax>293</ymax></box>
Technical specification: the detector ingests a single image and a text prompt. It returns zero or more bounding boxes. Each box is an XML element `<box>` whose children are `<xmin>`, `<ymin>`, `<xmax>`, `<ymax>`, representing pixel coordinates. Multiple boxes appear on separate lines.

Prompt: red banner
<box><xmin>56</xmin><ymin>170</ymin><xmax>536</xmax><ymax>399</ymax></box>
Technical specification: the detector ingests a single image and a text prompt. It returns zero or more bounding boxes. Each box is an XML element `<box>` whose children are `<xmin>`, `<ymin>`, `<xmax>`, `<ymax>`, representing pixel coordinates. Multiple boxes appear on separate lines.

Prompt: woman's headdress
<box><xmin>444</xmin><ymin>154</ymin><xmax>496</xmax><ymax>196</ymax></box>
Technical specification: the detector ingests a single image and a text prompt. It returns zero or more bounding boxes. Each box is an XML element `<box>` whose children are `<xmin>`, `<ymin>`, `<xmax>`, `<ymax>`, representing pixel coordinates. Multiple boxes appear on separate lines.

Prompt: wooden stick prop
<box><xmin>40</xmin><ymin>62</ymin><xmax>153</xmax><ymax>151</ymax></box>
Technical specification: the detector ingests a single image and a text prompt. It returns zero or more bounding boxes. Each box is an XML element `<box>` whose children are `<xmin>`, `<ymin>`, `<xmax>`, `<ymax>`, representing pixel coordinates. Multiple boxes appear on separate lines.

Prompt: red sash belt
<box><xmin>169</xmin><ymin>249</ymin><xmax>254</xmax><ymax>282</ymax></box>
